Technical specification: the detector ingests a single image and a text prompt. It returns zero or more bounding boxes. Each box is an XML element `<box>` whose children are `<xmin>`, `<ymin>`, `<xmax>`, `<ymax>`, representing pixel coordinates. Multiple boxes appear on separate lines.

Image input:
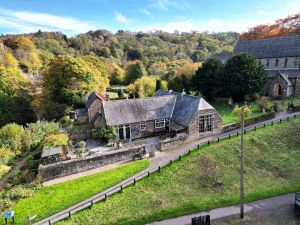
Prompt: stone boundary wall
<box><xmin>222</xmin><ymin>112</ymin><xmax>275</xmax><ymax>133</ymax></box>
<box><xmin>38</xmin><ymin>146</ymin><xmax>146</xmax><ymax>182</ymax></box>
<box><xmin>291</xmin><ymin>105</ymin><xmax>300</xmax><ymax>113</ymax></box>
<box><xmin>158</xmin><ymin>134</ymin><xmax>189</xmax><ymax>151</ymax></box>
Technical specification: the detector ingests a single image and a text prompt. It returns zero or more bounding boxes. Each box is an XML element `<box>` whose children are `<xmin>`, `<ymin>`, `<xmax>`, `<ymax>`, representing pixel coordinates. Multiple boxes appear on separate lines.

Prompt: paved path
<box><xmin>147</xmin><ymin>193</ymin><xmax>297</xmax><ymax>225</ymax></box>
<box><xmin>34</xmin><ymin>111</ymin><xmax>300</xmax><ymax>225</ymax></box>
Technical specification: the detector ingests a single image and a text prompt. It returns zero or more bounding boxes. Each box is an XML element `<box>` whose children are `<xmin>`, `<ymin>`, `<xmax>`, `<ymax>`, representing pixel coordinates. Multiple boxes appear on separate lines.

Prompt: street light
<box><xmin>240</xmin><ymin>106</ymin><xmax>245</xmax><ymax>219</ymax></box>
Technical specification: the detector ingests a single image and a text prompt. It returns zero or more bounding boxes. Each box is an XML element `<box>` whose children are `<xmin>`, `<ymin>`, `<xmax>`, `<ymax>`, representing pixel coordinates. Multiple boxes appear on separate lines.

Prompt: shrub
<box><xmin>256</xmin><ymin>96</ymin><xmax>269</xmax><ymax>112</ymax></box>
<box><xmin>0</xmin><ymin>123</ymin><xmax>25</xmax><ymax>154</ymax></box>
<box><xmin>0</xmin><ymin>164</ymin><xmax>11</xmax><ymax>179</ymax></box>
<box><xmin>0</xmin><ymin>148</ymin><xmax>15</xmax><ymax>165</ymax></box>
<box><xmin>43</xmin><ymin>133</ymin><xmax>69</xmax><ymax>148</ymax></box>
<box><xmin>4</xmin><ymin>184</ymin><xmax>36</xmax><ymax>200</ymax></box>
<box><xmin>233</xmin><ymin>105</ymin><xmax>251</xmax><ymax>118</ymax></box>
<box><xmin>25</xmin><ymin>121</ymin><xmax>60</xmax><ymax>148</ymax></box>
<box><xmin>0</xmin><ymin>198</ymin><xmax>13</xmax><ymax>212</ymax></box>
<box><xmin>97</xmin><ymin>126</ymin><xmax>117</xmax><ymax>142</ymax></box>
<box><xmin>9</xmin><ymin>171</ymin><xmax>26</xmax><ymax>185</ymax></box>
<box><xmin>197</xmin><ymin>154</ymin><xmax>217</xmax><ymax>186</ymax></box>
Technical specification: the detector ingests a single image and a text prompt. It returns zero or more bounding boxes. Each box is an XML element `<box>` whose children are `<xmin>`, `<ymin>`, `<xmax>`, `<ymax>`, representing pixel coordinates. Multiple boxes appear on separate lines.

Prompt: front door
<box><xmin>118</xmin><ymin>124</ymin><xmax>131</xmax><ymax>140</ymax></box>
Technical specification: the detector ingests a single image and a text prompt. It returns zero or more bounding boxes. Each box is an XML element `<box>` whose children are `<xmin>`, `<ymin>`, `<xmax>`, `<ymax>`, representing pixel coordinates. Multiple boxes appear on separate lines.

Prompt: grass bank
<box><xmin>10</xmin><ymin>160</ymin><xmax>149</xmax><ymax>225</ymax></box>
<box><xmin>58</xmin><ymin>118</ymin><xmax>300</xmax><ymax>225</ymax></box>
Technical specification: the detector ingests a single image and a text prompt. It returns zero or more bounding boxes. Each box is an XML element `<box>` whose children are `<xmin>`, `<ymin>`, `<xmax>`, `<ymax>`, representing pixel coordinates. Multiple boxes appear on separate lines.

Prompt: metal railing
<box><xmin>36</xmin><ymin>113</ymin><xmax>299</xmax><ymax>225</ymax></box>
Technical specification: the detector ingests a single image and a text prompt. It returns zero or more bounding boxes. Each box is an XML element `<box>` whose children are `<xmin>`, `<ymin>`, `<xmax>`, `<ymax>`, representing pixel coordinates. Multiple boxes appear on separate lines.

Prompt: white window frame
<box><xmin>140</xmin><ymin>122</ymin><xmax>146</xmax><ymax>131</ymax></box>
<box><xmin>198</xmin><ymin>114</ymin><xmax>213</xmax><ymax>133</ymax></box>
<box><xmin>155</xmin><ymin>118</ymin><xmax>169</xmax><ymax>129</ymax></box>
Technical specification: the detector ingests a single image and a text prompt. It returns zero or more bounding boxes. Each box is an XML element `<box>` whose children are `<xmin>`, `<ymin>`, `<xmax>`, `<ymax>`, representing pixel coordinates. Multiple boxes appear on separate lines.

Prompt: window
<box><xmin>284</xmin><ymin>57</ymin><xmax>288</xmax><ymax>67</ymax></box>
<box><xmin>155</xmin><ymin>118</ymin><xmax>169</xmax><ymax>129</ymax></box>
<box><xmin>258</xmin><ymin>59</ymin><xmax>261</xmax><ymax>65</ymax></box>
<box><xmin>266</xmin><ymin>59</ymin><xmax>270</xmax><ymax>68</ymax></box>
<box><xmin>294</xmin><ymin>57</ymin><xmax>300</xmax><ymax>68</ymax></box>
<box><xmin>198</xmin><ymin>115</ymin><xmax>213</xmax><ymax>133</ymax></box>
<box><xmin>275</xmin><ymin>58</ymin><xmax>279</xmax><ymax>67</ymax></box>
<box><xmin>140</xmin><ymin>122</ymin><xmax>146</xmax><ymax>131</ymax></box>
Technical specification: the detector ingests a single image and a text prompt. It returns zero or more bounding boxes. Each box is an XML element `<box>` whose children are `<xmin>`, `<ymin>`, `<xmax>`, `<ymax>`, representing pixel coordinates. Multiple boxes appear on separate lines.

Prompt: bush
<box><xmin>43</xmin><ymin>133</ymin><xmax>69</xmax><ymax>148</ymax></box>
<box><xmin>25</xmin><ymin>121</ymin><xmax>60</xmax><ymax>148</ymax></box>
<box><xmin>9</xmin><ymin>171</ymin><xmax>26</xmax><ymax>185</ymax></box>
<box><xmin>4</xmin><ymin>184</ymin><xmax>36</xmax><ymax>200</ymax></box>
<box><xmin>0</xmin><ymin>123</ymin><xmax>25</xmax><ymax>154</ymax></box>
<box><xmin>0</xmin><ymin>148</ymin><xmax>15</xmax><ymax>165</ymax></box>
<box><xmin>0</xmin><ymin>164</ymin><xmax>11</xmax><ymax>179</ymax></box>
<box><xmin>0</xmin><ymin>198</ymin><xmax>13</xmax><ymax>212</ymax></box>
<box><xmin>97</xmin><ymin>126</ymin><xmax>117</xmax><ymax>142</ymax></box>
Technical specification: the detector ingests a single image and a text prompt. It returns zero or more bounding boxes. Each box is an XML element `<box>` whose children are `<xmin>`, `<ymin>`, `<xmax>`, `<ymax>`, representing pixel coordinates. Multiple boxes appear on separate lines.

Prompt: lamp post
<box><xmin>240</xmin><ymin>106</ymin><xmax>245</xmax><ymax>219</ymax></box>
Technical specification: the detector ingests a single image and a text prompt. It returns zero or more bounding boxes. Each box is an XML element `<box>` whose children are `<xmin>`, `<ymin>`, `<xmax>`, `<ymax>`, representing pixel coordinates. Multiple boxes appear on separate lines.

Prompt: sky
<box><xmin>0</xmin><ymin>0</ymin><xmax>299</xmax><ymax>36</ymax></box>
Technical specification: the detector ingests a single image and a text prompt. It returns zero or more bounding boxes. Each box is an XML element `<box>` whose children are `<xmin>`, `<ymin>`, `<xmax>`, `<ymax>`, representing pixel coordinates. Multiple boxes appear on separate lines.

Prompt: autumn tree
<box><xmin>41</xmin><ymin>56</ymin><xmax>109</xmax><ymax>119</ymax></box>
<box><xmin>107</xmin><ymin>63</ymin><xmax>125</xmax><ymax>85</ymax></box>
<box><xmin>124</xmin><ymin>61</ymin><xmax>146</xmax><ymax>84</ymax></box>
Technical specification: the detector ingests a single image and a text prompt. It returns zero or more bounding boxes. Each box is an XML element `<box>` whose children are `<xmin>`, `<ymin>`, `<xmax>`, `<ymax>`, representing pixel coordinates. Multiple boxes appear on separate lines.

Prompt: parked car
<box><xmin>295</xmin><ymin>192</ymin><xmax>300</xmax><ymax>209</ymax></box>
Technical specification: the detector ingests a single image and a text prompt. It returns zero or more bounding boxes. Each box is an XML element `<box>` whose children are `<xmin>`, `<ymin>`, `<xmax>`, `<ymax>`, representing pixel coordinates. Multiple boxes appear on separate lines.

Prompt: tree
<box><xmin>127</xmin><ymin>76</ymin><xmax>167</xmax><ymax>98</ymax></box>
<box><xmin>191</xmin><ymin>58</ymin><xmax>224</xmax><ymax>100</ymax></box>
<box><xmin>41</xmin><ymin>56</ymin><xmax>109</xmax><ymax>119</ymax></box>
<box><xmin>108</xmin><ymin>63</ymin><xmax>125</xmax><ymax>85</ymax></box>
<box><xmin>97</xmin><ymin>126</ymin><xmax>117</xmax><ymax>142</ymax></box>
<box><xmin>156</xmin><ymin>79</ymin><xmax>162</xmax><ymax>91</ymax></box>
<box><xmin>124</xmin><ymin>61</ymin><xmax>146</xmax><ymax>84</ymax></box>
<box><xmin>224</xmin><ymin>53</ymin><xmax>268</xmax><ymax>102</ymax></box>
<box><xmin>198</xmin><ymin>153</ymin><xmax>217</xmax><ymax>186</ymax></box>
<box><xmin>168</xmin><ymin>75</ymin><xmax>191</xmax><ymax>93</ymax></box>
<box><xmin>0</xmin><ymin>123</ymin><xmax>25</xmax><ymax>155</ymax></box>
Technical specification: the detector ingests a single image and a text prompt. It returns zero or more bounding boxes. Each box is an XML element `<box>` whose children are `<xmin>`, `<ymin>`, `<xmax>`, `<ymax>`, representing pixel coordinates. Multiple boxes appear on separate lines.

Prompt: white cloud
<box><xmin>114</xmin><ymin>11</ymin><xmax>130</xmax><ymax>24</ymax></box>
<box><xmin>140</xmin><ymin>8</ymin><xmax>151</xmax><ymax>16</ymax></box>
<box><xmin>150</xmin><ymin>0</ymin><xmax>191</xmax><ymax>11</ymax></box>
<box><xmin>0</xmin><ymin>7</ymin><xmax>95</xmax><ymax>35</ymax></box>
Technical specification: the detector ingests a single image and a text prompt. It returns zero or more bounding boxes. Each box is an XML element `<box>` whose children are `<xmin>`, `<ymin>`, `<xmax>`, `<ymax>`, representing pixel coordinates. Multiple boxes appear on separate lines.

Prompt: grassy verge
<box><xmin>58</xmin><ymin>118</ymin><xmax>300</xmax><ymax>225</ymax></box>
<box><xmin>10</xmin><ymin>160</ymin><xmax>149</xmax><ymax>225</ymax></box>
<box><xmin>212</xmin><ymin>102</ymin><xmax>263</xmax><ymax>124</ymax></box>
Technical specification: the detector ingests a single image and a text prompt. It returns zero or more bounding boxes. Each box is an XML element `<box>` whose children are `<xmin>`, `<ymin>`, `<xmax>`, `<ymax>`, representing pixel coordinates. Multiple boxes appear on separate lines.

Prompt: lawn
<box><xmin>211</xmin><ymin>101</ymin><xmax>264</xmax><ymax>125</ymax></box>
<box><xmin>10</xmin><ymin>160</ymin><xmax>149</xmax><ymax>225</ymax></box>
<box><xmin>284</xmin><ymin>96</ymin><xmax>300</xmax><ymax>108</ymax></box>
<box><xmin>58</xmin><ymin>118</ymin><xmax>300</xmax><ymax>225</ymax></box>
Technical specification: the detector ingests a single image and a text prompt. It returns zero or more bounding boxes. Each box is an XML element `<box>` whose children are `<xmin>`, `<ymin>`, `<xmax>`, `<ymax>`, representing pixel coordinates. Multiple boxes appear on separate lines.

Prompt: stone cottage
<box><xmin>233</xmin><ymin>34</ymin><xmax>300</xmax><ymax>99</ymax></box>
<box><xmin>75</xmin><ymin>90</ymin><xmax>222</xmax><ymax>142</ymax></box>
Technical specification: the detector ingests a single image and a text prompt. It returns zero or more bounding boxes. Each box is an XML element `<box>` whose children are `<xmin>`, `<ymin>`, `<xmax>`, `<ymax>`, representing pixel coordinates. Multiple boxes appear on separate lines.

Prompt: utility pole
<box><xmin>240</xmin><ymin>106</ymin><xmax>245</xmax><ymax>219</ymax></box>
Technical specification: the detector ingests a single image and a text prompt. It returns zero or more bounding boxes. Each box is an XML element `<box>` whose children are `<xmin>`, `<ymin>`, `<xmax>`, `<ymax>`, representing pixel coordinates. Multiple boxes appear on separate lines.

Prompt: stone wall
<box><xmin>38</xmin><ymin>146</ymin><xmax>146</xmax><ymax>182</ymax></box>
<box><xmin>187</xmin><ymin>109</ymin><xmax>223</xmax><ymax>140</ymax></box>
<box><xmin>260</xmin><ymin>57</ymin><xmax>299</xmax><ymax>69</ymax></box>
<box><xmin>222</xmin><ymin>112</ymin><xmax>275</xmax><ymax>133</ymax></box>
<box><xmin>159</xmin><ymin>134</ymin><xmax>188</xmax><ymax>151</ymax></box>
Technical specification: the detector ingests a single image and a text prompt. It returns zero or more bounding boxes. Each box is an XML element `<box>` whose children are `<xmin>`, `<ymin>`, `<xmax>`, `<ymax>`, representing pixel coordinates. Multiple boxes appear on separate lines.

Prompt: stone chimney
<box><xmin>168</xmin><ymin>90</ymin><xmax>173</xmax><ymax>94</ymax></box>
<box><xmin>105</xmin><ymin>92</ymin><xmax>110</xmax><ymax>101</ymax></box>
<box><xmin>181</xmin><ymin>89</ymin><xmax>186</xmax><ymax>96</ymax></box>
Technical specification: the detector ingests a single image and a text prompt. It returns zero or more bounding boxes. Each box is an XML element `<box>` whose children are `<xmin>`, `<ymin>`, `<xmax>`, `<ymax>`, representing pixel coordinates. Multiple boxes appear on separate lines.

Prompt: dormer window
<box><xmin>284</xmin><ymin>58</ymin><xmax>287</xmax><ymax>67</ymax></box>
<box><xmin>266</xmin><ymin>59</ymin><xmax>270</xmax><ymax>68</ymax></box>
<box><xmin>275</xmin><ymin>58</ymin><xmax>279</xmax><ymax>67</ymax></box>
<box><xmin>258</xmin><ymin>59</ymin><xmax>261</xmax><ymax>65</ymax></box>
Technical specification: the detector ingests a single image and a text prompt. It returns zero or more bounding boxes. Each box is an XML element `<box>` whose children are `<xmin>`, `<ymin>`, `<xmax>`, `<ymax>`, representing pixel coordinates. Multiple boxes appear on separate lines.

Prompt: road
<box><xmin>34</xmin><ymin>111</ymin><xmax>300</xmax><ymax>225</ymax></box>
<box><xmin>147</xmin><ymin>193</ymin><xmax>300</xmax><ymax>225</ymax></box>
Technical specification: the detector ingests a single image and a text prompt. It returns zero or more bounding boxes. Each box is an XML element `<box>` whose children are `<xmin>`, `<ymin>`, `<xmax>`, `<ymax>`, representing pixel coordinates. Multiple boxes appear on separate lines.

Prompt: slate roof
<box><xmin>211</xmin><ymin>52</ymin><xmax>233</xmax><ymax>63</ymax></box>
<box><xmin>265</xmin><ymin>69</ymin><xmax>300</xmax><ymax>79</ymax></box>
<box><xmin>234</xmin><ymin>34</ymin><xmax>300</xmax><ymax>58</ymax></box>
<box><xmin>103</xmin><ymin>95</ymin><xmax>176</xmax><ymax>126</ymax></box>
<box><xmin>85</xmin><ymin>91</ymin><xmax>107</xmax><ymax>108</ymax></box>
<box><xmin>41</xmin><ymin>147</ymin><xmax>61</xmax><ymax>158</ymax></box>
<box><xmin>154</xmin><ymin>90</ymin><xmax>214</xmax><ymax>127</ymax></box>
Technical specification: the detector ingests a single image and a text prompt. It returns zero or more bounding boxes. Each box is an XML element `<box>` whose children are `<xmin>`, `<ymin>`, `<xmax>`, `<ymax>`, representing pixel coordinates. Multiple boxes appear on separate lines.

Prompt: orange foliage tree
<box><xmin>240</xmin><ymin>13</ymin><xmax>300</xmax><ymax>40</ymax></box>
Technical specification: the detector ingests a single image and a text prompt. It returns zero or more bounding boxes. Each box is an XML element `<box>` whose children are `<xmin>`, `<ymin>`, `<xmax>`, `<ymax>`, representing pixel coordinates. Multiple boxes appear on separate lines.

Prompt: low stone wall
<box><xmin>38</xmin><ymin>146</ymin><xmax>146</xmax><ymax>182</ymax></box>
<box><xmin>222</xmin><ymin>112</ymin><xmax>275</xmax><ymax>133</ymax></box>
<box><xmin>159</xmin><ymin>134</ymin><xmax>188</xmax><ymax>151</ymax></box>
<box><xmin>291</xmin><ymin>105</ymin><xmax>300</xmax><ymax>113</ymax></box>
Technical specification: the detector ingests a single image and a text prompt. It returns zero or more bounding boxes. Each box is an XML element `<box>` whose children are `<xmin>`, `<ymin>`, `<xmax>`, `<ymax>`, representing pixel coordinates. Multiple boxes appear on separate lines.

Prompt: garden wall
<box><xmin>38</xmin><ymin>146</ymin><xmax>146</xmax><ymax>182</ymax></box>
<box><xmin>159</xmin><ymin>134</ymin><xmax>188</xmax><ymax>151</ymax></box>
<box><xmin>222</xmin><ymin>112</ymin><xmax>275</xmax><ymax>133</ymax></box>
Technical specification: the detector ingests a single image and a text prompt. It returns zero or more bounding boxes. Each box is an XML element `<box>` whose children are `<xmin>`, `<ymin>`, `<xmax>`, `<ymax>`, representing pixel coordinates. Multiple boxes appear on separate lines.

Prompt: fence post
<box><xmin>148</xmin><ymin>171</ymin><xmax>150</xmax><ymax>177</ymax></box>
<box><xmin>287</xmin><ymin>117</ymin><xmax>289</xmax><ymax>121</ymax></box>
<box><xmin>134</xmin><ymin>179</ymin><xmax>136</xmax><ymax>185</ymax></box>
<box><xmin>120</xmin><ymin>185</ymin><xmax>123</xmax><ymax>192</ymax></box>
<box><xmin>229</xmin><ymin>134</ymin><xmax>231</xmax><ymax>139</ymax></box>
<box><xmin>271</xmin><ymin>121</ymin><xmax>273</xmax><ymax>126</ymax></box>
<box><xmin>170</xmin><ymin>159</ymin><xmax>173</xmax><ymax>165</ymax></box>
<box><xmin>197</xmin><ymin>144</ymin><xmax>200</xmax><ymax>148</ymax></box>
<box><xmin>158</xmin><ymin>166</ymin><xmax>161</xmax><ymax>172</ymax></box>
<box><xmin>104</xmin><ymin>194</ymin><xmax>107</xmax><ymax>201</ymax></box>
<box><xmin>280</xmin><ymin>119</ymin><xmax>282</xmax><ymax>123</ymax></box>
<box><xmin>48</xmin><ymin>220</ymin><xmax>51</xmax><ymax>225</ymax></box>
<box><xmin>294</xmin><ymin>115</ymin><xmax>296</xmax><ymax>119</ymax></box>
<box><xmin>188</xmin><ymin>150</ymin><xmax>191</xmax><ymax>155</ymax></box>
<box><xmin>179</xmin><ymin>155</ymin><xmax>181</xmax><ymax>161</ymax></box>
<box><xmin>237</xmin><ymin>132</ymin><xmax>239</xmax><ymax>136</ymax></box>
<box><xmin>90</xmin><ymin>200</ymin><xmax>93</xmax><ymax>208</ymax></box>
<box><xmin>263</xmin><ymin>124</ymin><xmax>265</xmax><ymax>127</ymax></box>
<box><xmin>69</xmin><ymin>211</ymin><xmax>71</xmax><ymax>218</ymax></box>
<box><xmin>254</xmin><ymin>126</ymin><xmax>256</xmax><ymax>131</ymax></box>
<box><xmin>208</xmin><ymin>140</ymin><xmax>210</xmax><ymax>146</ymax></box>
<box><xmin>244</xmin><ymin>130</ymin><xmax>246</xmax><ymax>134</ymax></box>
<box><xmin>217</xmin><ymin>137</ymin><xmax>220</xmax><ymax>142</ymax></box>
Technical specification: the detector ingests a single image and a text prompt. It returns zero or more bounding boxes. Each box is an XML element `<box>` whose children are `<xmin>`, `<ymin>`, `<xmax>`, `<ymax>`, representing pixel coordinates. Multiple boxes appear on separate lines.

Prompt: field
<box><xmin>57</xmin><ymin>118</ymin><xmax>300</xmax><ymax>225</ymax></box>
<box><xmin>10</xmin><ymin>160</ymin><xmax>149</xmax><ymax>225</ymax></box>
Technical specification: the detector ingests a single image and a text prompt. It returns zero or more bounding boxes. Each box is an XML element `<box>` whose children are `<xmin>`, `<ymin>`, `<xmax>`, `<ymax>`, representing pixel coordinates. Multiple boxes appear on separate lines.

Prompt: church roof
<box><xmin>266</xmin><ymin>69</ymin><xmax>300</xmax><ymax>78</ymax></box>
<box><xmin>234</xmin><ymin>34</ymin><xmax>300</xmax><ymax>58</ymax></box>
